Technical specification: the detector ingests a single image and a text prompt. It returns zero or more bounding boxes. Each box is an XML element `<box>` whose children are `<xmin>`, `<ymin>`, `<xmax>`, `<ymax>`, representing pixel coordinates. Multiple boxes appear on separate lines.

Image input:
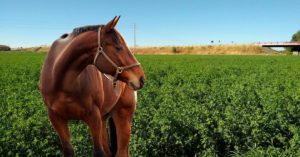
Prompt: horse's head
<box><xmin>94</xmin><ymin>16</ymin><xmax>145</xmax><ymax>90</ymax></box>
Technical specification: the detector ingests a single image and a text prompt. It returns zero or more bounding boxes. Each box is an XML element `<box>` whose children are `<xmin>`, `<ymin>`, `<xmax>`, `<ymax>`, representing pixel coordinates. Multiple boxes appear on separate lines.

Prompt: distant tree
<box><xmin>0</xmin><ymin>45</ymin><xmax>11</xmax><ymax>51</ymax></box>
<box><xmin>287</xmin><ymin>30</ymin><xmax>300</xmax><ymax>52</ymax></box>
<box><xmin>292</xmin><ymin>30</ymin><xmax>300</xmax><ymax>41</ymax></box>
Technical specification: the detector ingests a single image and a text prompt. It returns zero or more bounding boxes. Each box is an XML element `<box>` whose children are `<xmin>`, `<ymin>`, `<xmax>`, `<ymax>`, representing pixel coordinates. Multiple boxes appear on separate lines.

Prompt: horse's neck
<box><xmin>53</xmin><ymin>34</ymin><xmax>97</xmax><ymax>91</ymax></box>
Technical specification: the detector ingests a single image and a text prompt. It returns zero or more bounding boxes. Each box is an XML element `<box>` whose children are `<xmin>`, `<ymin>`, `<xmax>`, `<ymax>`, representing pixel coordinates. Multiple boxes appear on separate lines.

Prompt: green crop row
<box><xmin>1</xmin><ymin>52</ymin><xmax>300</xmax><ymax>156</ymax></box>
<box><xmin>132</xmin><ymin>55</ymin><xmax>300</xmax><ymax>157</ymax></box>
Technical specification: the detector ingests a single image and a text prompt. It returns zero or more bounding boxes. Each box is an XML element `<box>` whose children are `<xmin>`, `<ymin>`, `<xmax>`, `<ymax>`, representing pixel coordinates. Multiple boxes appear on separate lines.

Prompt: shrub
<box><xmin>172</xmin><ymin>46</ymin><xmax>180</xmax><ymax>53</ymax></box>
<box><xmin>0</xmin><ymin>45</ymin><xmax>11</xmax><ymax>51</ymax></box>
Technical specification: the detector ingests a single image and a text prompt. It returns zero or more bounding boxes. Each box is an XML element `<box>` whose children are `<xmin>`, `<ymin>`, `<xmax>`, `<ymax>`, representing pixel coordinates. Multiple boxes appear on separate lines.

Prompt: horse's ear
<box><xmin>104</xmin><ymin>16</ymin><xmax>121</xmax><ymax>31</ymax></box>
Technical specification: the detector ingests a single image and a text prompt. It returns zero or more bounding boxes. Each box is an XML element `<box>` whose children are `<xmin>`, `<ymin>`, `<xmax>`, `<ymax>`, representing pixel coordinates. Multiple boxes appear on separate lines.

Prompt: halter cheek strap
<box><xmin>94</xmin><ymin>27</ymin><xmax>141</xmax><ymax>87</ymax></box>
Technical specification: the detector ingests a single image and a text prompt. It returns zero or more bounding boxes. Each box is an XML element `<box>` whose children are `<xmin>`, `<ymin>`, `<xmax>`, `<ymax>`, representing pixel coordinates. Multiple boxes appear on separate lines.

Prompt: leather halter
<box><xmin>94</xmin><ymin>27</ymin><xmax>141</xmax><ymax>87</ymax></box>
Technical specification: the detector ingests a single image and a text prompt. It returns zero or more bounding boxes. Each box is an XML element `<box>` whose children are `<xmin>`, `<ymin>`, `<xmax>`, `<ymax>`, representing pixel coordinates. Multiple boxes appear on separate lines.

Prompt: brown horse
<box><xmin>39</xmin><ymin>16</ymin><xmax>145</xmax><ymax>157</ymax></box>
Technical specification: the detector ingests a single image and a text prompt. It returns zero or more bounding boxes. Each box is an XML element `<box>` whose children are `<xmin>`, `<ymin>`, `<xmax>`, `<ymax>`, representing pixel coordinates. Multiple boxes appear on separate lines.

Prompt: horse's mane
<box><xmin>72</xmin><ymin>25</ymin><xmax>103</xmax><ymax>36</ymax></box>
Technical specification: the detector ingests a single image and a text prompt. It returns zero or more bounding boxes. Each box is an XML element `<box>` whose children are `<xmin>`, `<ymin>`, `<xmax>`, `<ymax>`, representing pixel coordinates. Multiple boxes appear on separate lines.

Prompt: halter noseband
<box><xmin>94</xmin><ymin>26</ymin><xmax>141</xmax><ymax>87</ymax></box>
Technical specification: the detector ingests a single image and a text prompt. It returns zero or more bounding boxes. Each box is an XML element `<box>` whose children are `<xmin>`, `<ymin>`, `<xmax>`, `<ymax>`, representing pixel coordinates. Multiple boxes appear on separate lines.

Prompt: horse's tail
<box><xmin>107</xmin><ymin>116</ymin><xmax>117</xmax><ymax>156</ymax></box>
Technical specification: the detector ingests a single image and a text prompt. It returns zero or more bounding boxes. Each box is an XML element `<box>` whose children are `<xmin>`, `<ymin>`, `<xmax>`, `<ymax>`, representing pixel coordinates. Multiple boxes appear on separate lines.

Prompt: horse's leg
<box><xmin>101</xmin><ymin>117</ymin><xmax>113</xmax><ymax>157</ymax></box>
<box><xmin>48</xmin><ymin>109</ymin><xmax>75</xmax><ymax>157</ymax></box>
<box><xmin>111</xmin><ymin>102</ymin><xmax>135</xmax><ymax>157</ymax></box>
<box><xmin>107</xmin><ymin>117</ymin><xmax>117</xmax><ymax>156</ymax></box>
<box><xmin>85</xmin><ymin>106</ymin><xmax>106</xmax><ymax>157</ymax></box>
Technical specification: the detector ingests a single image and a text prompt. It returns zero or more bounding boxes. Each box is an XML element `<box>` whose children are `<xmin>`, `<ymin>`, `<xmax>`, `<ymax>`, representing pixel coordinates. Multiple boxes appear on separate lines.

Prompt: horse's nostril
<box><xmin>140</xmin><ymin>76</ymin><xmax>145</xmax><ymax>87</ymax></box>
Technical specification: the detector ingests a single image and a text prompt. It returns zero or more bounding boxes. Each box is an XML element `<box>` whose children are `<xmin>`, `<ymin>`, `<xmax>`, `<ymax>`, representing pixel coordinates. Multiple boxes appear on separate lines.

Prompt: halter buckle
<box><xmin>113</xmin><ymin>81</ymin><xmax>117</xmax><ymax>87</ymax></box>
<box><xmin>117</xmin><ymin>67</ymin><xmax>124</xmax><ymax>73</ymax></box>
<box><xmin>98</xmin><ymin>46</ymin><xmax>103</xmax><ymax>52</ymax></box>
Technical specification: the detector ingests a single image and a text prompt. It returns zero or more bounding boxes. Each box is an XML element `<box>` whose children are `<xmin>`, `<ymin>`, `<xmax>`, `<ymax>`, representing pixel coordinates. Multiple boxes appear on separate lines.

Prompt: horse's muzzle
<box><xmin>129</xmin><ymin>76</ymin><xmax>145</xmax><ymax>91</ymax></box>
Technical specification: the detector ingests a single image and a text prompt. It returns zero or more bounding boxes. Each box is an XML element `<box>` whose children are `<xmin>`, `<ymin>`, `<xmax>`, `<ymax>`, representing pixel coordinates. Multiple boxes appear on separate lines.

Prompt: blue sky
<box><xmin>1</xmin><ymin>0</ymin><xmax>300</xmax><ymax>47</ymax></box>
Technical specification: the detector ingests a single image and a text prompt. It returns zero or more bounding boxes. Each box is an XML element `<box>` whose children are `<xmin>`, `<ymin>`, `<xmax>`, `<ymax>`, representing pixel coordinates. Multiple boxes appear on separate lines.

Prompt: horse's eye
<box><xmin>115</xmin><ymin>46</ymin><xmax>123</xmax><ymax>51</ymax></box>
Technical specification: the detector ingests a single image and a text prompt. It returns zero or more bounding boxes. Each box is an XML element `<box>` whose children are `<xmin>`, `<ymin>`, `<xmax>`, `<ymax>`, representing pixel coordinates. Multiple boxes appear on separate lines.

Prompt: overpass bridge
<box><xmin>256</xmin><ymin>42</ymin><xmax>300</xmax><ymax>48</ymax></box>
<box><xmin>255</xmin><ymin>42</ymin><xmax>300</xmax><ymax>54</ymax></box>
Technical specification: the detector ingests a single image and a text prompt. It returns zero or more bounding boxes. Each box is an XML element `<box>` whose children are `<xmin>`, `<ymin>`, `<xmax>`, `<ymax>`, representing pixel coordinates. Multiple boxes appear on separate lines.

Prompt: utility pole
<box><xmin>134</xmin><ymin>23</ymin><xmax>136</xmax><ymax>51</ymax></box>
